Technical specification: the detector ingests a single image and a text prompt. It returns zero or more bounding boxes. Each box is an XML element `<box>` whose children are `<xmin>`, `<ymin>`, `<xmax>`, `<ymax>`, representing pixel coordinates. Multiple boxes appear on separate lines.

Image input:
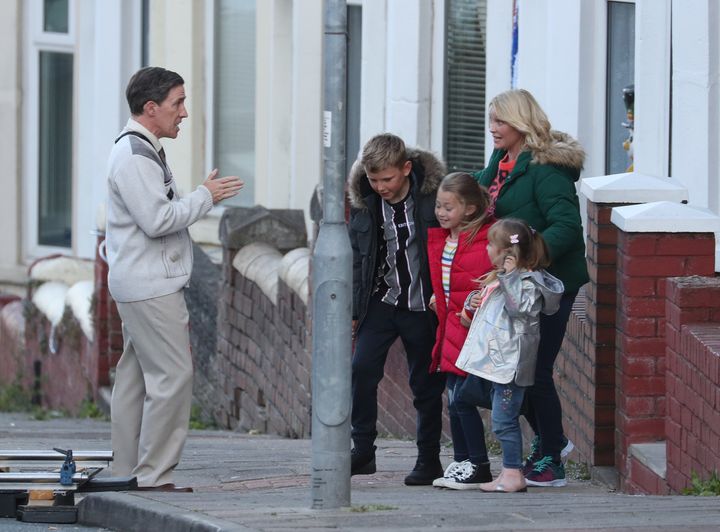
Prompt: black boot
<box><xmin>351</xmin><ymin>445</ymin><xmax>377</xmax><ymax>475</ymax></box>
<box><xmin>404</xmin><ymin>456</ymin><xmax>444</xmax><ymax>486</ymax></box>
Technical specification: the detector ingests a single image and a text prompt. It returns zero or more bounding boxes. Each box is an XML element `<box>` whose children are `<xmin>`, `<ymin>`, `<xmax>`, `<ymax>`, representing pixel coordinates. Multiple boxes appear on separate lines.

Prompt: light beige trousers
<box><xmin>111</xmin><ymin>290</ymin><xmax>193</xmax><ymax>487</ymax></box>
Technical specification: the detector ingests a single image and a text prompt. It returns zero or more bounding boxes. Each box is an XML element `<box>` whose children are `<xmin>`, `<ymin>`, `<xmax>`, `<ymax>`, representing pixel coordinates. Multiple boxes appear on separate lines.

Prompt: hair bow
<box><xmin>509</xmin><ymin>234</ymin><xmax>519</xmax><ymax>244</ymax></box>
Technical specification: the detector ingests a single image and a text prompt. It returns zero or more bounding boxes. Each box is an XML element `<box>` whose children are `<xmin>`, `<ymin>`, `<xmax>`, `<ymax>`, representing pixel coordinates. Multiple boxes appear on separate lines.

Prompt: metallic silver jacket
<box><xmin>454</xmin><ymin>269</ymin><xmax>564</xmax><ymax>386</ymax></box>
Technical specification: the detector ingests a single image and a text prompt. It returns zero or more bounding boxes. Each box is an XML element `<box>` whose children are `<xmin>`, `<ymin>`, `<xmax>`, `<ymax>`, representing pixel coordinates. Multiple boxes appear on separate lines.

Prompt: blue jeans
<box><xmin>491</xmin><ymin>381</ymin><xmax>526</xmax><ymax>469</ymax></box>
<box><xmin>447</xmin><ymin>374</ymin><xmax>489</xmax><ymax>464</ymax></box>
<box><xmin>523</xmin><ymin>291</ymin><xmax>578</xmax><ymax>460</ymax></box>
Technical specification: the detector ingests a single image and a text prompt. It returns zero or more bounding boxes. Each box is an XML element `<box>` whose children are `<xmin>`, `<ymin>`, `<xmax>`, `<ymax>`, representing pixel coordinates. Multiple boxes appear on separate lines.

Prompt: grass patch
<box><xmin>189</xmin><ymin>404</ymin><xmax>219</xmax><ymax>430</ymax></box>
<box><xmin>682</xmin><ymin>470</ymin><xmax>720</xmax><ymax>496</ymax></box>
<box><xmin>565</xmin><ymin>460</ymin><xmax>591</xmax><ymax>481</ymax></box>
<box><xmin>77</xmin><ymin>399</ymin><xmax>107</xmax><ymax>420</ymax></box>
<box><xmin>350</xmin><ymin>504</ymin><xmax>397</xmax><ymax>513</ymax></box>
<box><xmin>0</xmin><ymin>383</ymin><xmax>32</xmax><ymax>412</ymax></box>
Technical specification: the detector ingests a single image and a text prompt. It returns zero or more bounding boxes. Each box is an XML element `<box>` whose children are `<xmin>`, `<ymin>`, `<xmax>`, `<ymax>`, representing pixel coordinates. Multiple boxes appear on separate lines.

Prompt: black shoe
<box><xmin>404</xmin><ymin>456</ymin><xmax>444</xmax><ymax>486</ymax></box>
<box><xmin>351</xmin><ymin>445</ymin><xmax>377</xmax><ymax>475</ymax></box>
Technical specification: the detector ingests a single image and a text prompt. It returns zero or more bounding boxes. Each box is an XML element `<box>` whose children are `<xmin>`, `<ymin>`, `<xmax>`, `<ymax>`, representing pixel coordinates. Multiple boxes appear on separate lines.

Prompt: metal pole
<box><xmin>311</xmin><ymin>0</ymin><xmax>351</xmax><ymax>510</ymax></box>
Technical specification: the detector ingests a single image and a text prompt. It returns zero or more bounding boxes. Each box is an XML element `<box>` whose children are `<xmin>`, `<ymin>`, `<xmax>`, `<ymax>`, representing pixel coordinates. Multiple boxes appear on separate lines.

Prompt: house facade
<box><xmin>2</xmin><ymin>0</ymin><xmax>718</xmax><ymax>279</ymax></box>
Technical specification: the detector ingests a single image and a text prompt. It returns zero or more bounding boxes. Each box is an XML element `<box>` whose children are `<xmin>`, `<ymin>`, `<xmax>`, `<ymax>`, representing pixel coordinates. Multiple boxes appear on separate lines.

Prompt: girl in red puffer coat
<box><xmin>427</xmin><ymin>172</ymin><xmax>495</xmax><ymax>490</ymax></box>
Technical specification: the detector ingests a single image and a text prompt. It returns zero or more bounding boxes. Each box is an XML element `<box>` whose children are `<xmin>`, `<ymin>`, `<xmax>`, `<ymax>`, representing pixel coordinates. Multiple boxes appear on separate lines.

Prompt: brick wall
<box><xmin>556</xmin><ymin>200</ymin><xmax>623</xmax><ymax>467</ymax></box>
<box><xmin>212</xmin><ymin>247</ymin><xmax>312</xmax><ymax>438</ymax></box>
<box><xmin>0</xmin><ymin>236</ymin><xmax>121</xmax><ymax>414</ymax></box>
<box><xmin>615</xmin><ymin>232</ymin><xmax>715</xmax><ymax>490</ymax></box>
<box><xmin>665</xmin><ymin>276</ymin><xmax>720</xmax><ymax>493</ymax></box>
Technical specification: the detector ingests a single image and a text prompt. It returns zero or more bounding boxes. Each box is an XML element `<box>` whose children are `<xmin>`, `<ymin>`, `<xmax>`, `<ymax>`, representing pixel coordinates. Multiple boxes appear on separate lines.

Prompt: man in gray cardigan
<box><xmin>106</xmin><ymin>67</ymin><xmax>242</xmax><ymax>491</ymax></box>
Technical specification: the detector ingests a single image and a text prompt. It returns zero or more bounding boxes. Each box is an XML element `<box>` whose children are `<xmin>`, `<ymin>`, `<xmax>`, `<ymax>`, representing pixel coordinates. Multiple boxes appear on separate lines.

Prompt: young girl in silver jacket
<box><xmin>455</xmin><ymin>218</ymin><xmax>564</xmax><ymax>493</ymax></box>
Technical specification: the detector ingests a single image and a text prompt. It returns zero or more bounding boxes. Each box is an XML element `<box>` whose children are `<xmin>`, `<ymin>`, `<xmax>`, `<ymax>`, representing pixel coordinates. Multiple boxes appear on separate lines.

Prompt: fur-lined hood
<box><xmin>347</xmin><ymin>147</ymin><xmax>446</xmax><ymax>209</ymax></box>
<box><xmin>530</xmin><ymin>130</ymin><xmax>585</xmax><ymax>177</ymax></box>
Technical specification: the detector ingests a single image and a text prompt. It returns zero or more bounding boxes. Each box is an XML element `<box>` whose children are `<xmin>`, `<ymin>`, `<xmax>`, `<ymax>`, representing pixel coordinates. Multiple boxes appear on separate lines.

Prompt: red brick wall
<box><xmin>213</xmin><ymin>259</ymin><xmax>312</xmax><ymax>438</ymax></box>
<box><xmin>213</xmin><ymin>253</ymin><xmax>451</xmax><ymax>441</ymax></box>
<box><xmin>0</xmin><ymin>301</ymin><xmax>28</xmax><ymax>390</ymax></box>
<box><xmin>665</xmin><ymin>276</ymin><xmax>720</xmax><ymax>493</ymax></box>
<box><xmin>556</xmin><ymin>200</ymin><xmax>622</xmax><ymax>467</ymax></box>
<box><xmin>0</xmin><ymin>237</ymin><xmax>120</xmax><ymax>414</ymax></box>
<box><xmin>615</xmin><ymin>233</ymin><xmax>715</xmax><ymax>490</ymax></box>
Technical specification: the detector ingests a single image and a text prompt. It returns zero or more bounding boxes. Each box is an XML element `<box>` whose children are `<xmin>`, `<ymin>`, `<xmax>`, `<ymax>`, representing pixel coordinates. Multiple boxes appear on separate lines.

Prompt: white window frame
<box><xmin>22</xmin><ymin>0</ymin><xmax>77</xmax><ymax>259</ymax></box>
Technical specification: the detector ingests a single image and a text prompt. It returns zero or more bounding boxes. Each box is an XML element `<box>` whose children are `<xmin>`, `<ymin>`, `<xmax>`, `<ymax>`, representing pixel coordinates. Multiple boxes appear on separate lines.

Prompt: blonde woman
<box><xmin>473</xmin><ymin>89</ymin><xmax>588</xmax><ymax>487</ymax></box>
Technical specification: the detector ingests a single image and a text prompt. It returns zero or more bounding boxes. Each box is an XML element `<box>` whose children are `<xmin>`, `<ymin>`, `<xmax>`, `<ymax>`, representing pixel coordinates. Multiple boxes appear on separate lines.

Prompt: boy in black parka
<box><xmin>347</xmin><ymin>133</ymin><xmax>447</xmax><ymax>485</ymax></box>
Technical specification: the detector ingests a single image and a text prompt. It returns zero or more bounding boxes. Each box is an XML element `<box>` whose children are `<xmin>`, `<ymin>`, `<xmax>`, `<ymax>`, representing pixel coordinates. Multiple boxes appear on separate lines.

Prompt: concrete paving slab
<box><xmin>1</xmin><ymin>412</ymin><xmax>718</xmax><ymax>531</ymax></box>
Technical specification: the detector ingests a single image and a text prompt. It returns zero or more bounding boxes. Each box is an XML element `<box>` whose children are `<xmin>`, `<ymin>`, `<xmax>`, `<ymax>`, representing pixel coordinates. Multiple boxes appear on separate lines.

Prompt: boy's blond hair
<box><xmin>361</xmin><ymin>133</ymin><xmax>408</xmax><ymax>173</ymax></box>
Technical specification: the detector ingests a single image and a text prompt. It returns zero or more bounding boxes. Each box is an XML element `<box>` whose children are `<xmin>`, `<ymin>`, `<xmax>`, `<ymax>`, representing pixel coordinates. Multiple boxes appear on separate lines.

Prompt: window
<box><xmin>606</xmin><ymin>1</ymin><xmax>635</xmax><ymax>174</ymax></box>
<box><xmin>24</xmin><ymin>0</ymin><xmax>75</xmax><ymax>252</ymax></box>
<box><xmin>346</xmin><ymin>4</ymin><xmax>362</xmax><ymax>177</ymax></box>
<box><xmin>211</xmin><ymin>0</ymin><xmax>256</xmax><ymax>206</ymax></box>
<box><xmin>444</xmin><ymin>0</ymin><xmax>487</xmax><ymax>173</ymax></box>
<box><xmin>38</xmin><ymin>51</ymin><xmax>73</xmax><ymax>247</ymax></box>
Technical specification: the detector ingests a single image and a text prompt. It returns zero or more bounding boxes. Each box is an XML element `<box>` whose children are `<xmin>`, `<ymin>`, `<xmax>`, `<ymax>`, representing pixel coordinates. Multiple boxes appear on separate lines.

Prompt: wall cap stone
<box><xmin>279</xmin><ymin>248</ymin><xmax>310</xmax><ymax>305</ymax></box>
<box><xmin>581</xmin><ymin>172</ymin><xmax>688</xmax><ymax>204</ymax></box>
<box><xmin>629</xmin><ymin>443</ymin><xmax>667</xmax><ymax>479</ymax></box>
<box><xmin>220</xmin><ymin>206</ymin><xmax>307</xmax><ymax>253</ymax></box>
<box><xmin>232</xmin><ymin>243</ymin><xmax>283</xmax><ymax>302</ymax></box>
<box><xmin>611</xmin><ymin>201</ymin><xmax>720</xmax><ymax>233</ymax></box>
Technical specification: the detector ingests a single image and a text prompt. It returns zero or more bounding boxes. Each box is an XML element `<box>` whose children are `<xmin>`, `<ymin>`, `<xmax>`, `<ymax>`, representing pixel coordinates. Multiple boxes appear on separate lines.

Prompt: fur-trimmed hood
<box><xmin>347</xmin><ymin>147</ymin><xmax>446</xmax><ymax>209</ymax></box>
<box><xmin>530</xmin><ymin>130</ymin><xmax>585</xmax><ymax>178</ymax></box>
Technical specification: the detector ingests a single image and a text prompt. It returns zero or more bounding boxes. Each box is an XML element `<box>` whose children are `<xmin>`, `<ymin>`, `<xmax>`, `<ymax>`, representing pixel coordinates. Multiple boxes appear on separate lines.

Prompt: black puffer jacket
<box><xmin>347</xmin><ymin>148</ymin><xmax>446</xmax><ymax>325</ymax></box>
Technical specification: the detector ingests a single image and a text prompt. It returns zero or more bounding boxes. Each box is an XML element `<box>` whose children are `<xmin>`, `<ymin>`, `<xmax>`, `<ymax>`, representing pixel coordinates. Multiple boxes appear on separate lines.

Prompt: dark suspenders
<box><xmin>114</xmin><ymin>131</ymin><xmax>174</xmax><ymax>200</ymax></box>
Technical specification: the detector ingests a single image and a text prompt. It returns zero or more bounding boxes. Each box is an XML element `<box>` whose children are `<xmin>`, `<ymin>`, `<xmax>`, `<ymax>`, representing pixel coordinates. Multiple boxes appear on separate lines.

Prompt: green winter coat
<box><xmin>474</xmin><ymin>131</ymin><xmax>589</xmax><ymax>293</ymax></box>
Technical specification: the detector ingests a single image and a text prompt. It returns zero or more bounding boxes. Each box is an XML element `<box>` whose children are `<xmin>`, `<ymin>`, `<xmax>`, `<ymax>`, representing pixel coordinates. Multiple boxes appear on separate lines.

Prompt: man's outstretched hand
<box><xmin>203</xmin><ymin>169</ymin><xmax>244</xmax><ymax>204</ymax></box>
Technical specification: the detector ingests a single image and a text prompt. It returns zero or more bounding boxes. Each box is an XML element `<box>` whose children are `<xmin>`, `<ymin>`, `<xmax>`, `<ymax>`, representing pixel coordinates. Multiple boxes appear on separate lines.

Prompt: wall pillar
<box><xmin>574</xmin><ymin>173</ymin><xmax>687</xmax><ymax>470</ymax></box>
<box><xmin>611</xmin><ymin>201</ymin><xmax>719</xmax><ymax>491</ymax></box>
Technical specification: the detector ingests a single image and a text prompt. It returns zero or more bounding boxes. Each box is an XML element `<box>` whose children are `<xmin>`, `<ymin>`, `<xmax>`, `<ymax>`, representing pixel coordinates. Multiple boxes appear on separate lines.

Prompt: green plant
<box><xmin>350</xmin><ymin>504</ymin><xmax>397</xmax><ymax>513</ymax></box>
<box><xmin>682</xmin><ymin>470</ymin><xmax>720</xmax><ymax>496</ymax></box>
<box><xmin>77</xmin><ymin>399</ymin><xmax>107</xmax><ymax>420</ymax></box>
<box><xmin>0</xmin><ymin>383</ymin><xmax>32</xmax><ymax>412</ymax></box>
<box><xmin>189</xmin><ymin>404</ymin><xmax>219</xmax><ymax>430</ymax></box>
<box><xmin>565</xmin><ymin>460</ymin><xmax>591</xmax><ymax>481</ymax></box>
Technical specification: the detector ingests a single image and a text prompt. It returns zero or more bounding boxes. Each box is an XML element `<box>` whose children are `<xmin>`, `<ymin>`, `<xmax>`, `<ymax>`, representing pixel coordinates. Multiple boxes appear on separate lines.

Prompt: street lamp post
<box><xmin>310</xmin><ymin>0</ymin><xmax>351</xmax><ymax>510</ymax></box>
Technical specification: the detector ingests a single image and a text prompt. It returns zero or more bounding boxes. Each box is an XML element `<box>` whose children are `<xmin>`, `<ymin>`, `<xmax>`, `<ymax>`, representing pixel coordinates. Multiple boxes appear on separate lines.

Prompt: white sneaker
<box><xmin>432</xmin><ymin>460</ymin><xmax>472</xmax><ymax>488</ymax></box>
<box><xmin>560</xmin><ymin>439</ymin><xmax>575</xmax><ymax>462</ymax></box>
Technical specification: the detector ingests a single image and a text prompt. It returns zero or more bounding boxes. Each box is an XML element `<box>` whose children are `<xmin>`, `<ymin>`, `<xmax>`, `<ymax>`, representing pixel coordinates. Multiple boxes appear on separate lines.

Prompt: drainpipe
<box><xmin>311</xmin><ymin>0</ymin><xmax>351</xmax><ymax>510</ymax></box>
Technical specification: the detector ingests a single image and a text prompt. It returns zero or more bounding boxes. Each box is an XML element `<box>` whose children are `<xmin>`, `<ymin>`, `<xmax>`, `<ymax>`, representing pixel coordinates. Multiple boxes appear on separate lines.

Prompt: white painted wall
<box><xmin>148</xmin><ymin>0</ymin><xmax>206</xmax><ymax>198</ymax></box>
<box><xmin>0</xmin><ymin>0</ymin><xmax>23</xmax><ymax>281</ymax></box>
<box><xmin>255</xmin><ymin>0</ymin><xmax>293</xmax><ymax>210</ymax></box>
<box><xmin>290</xmin><ymin>0</ymin><xmax>323</xmax><ymax>224</ymax></box>
<box><xmin>76</xmin><ymin>0</ymin><xmax>142</xmax><ymax>259</ymax></box>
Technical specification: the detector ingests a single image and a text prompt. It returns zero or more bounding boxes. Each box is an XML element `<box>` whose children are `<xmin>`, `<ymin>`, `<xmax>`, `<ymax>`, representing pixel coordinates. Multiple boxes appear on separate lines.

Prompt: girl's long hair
<box><xmin>437</xmin><ymin>172</ymin><xmax>491</xmax><ymax>245</ymax></box>
<box><xmin>480</xmin><ymin>218</ymin><xmax>550</xmax><ymax>286</ymax></box>
<box><xmin>488</xmin><ymin>89</ymin><xmax>552</xmax><ymax>155</ymax></box>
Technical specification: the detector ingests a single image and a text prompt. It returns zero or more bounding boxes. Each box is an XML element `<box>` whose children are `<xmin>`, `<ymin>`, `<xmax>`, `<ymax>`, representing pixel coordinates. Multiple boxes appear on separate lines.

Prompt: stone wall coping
<box><xmin>580</xmin><ymin>172</ymin><xmax>688</xmax><ymax>204</ymax></box>
<box><xmin>232</xmin><ymin>243</ymin><xmax>283</xmax><ymax>302</ymax></box>
<box><xmin>31</xmin><ymin>281</ymin><xmax>68</xmax><ymax>326</ymax></box>
<box><xmin>278</xmin><ymin>248</ymin><xmax>310</xmax><ymax>305</ymax></box>
<box><xmin>30</xmin><ymin>256</ymin><xmax>94</xmax><ymax>286</ymax></box>
<box><xmin>610</xmin><ymin>201</ymin><xmax>720</xmax><ymax>233</ymax></box>
<box><xmin>66</xmin><ymin>280</ymin><xmax>94</xmax><ymax>341</ymax></box>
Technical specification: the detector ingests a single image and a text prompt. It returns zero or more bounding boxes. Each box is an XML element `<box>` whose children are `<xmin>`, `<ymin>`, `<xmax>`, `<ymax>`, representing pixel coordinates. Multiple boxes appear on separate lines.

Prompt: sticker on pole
<box><xmin>323</xmin><ymin>111</ymin><xmax>332</xmax><ymax>148</ymax></box>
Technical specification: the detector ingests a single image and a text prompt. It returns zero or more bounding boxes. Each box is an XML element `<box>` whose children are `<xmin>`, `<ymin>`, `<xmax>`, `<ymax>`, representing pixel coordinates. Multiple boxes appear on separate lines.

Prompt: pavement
<box><xmin>2</xmin><ymin>412</ymin><xmax>719</xmax><ymax>532</ymax></box>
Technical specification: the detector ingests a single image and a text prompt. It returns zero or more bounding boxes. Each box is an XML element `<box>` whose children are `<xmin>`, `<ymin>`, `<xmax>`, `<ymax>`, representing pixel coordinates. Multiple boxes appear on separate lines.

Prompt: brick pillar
<box><xmin>582</xmin><ymin>200</ymin><xmax>628</xmax><ymax>465</ymax></box>
<box><xmin>665</xmin><ymin>276</ymin><xmax>720</xmax><ymax>493</ymax></box>
<box><xmin>91</xmin><ymin>234</ymin><xmax>123</xmax><ymax>396</ymax></box>
<box><xmin>615</xmin><ymin>231</ymin><xmax>715</xmax><ymax>488</ymax></box>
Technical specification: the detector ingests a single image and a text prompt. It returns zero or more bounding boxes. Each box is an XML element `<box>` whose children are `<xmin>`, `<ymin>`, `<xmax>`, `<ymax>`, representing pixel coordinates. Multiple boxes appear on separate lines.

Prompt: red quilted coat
<box><xmin>427</xmin><ymin>223</ymin><xmax>494</xmax><ymax>375</ymax></box>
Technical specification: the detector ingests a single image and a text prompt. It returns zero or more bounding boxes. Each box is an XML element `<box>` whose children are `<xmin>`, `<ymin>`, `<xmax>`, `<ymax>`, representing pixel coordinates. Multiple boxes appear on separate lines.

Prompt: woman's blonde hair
<box><xmin>489</xmin><ymin>89</ymin><xmax>552</xmax><ymax>154</ymax></box>
<box><xmin>437</xmin><ymin>172</ymin><xmax>491</xmax><ymax>245</ymax></box>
